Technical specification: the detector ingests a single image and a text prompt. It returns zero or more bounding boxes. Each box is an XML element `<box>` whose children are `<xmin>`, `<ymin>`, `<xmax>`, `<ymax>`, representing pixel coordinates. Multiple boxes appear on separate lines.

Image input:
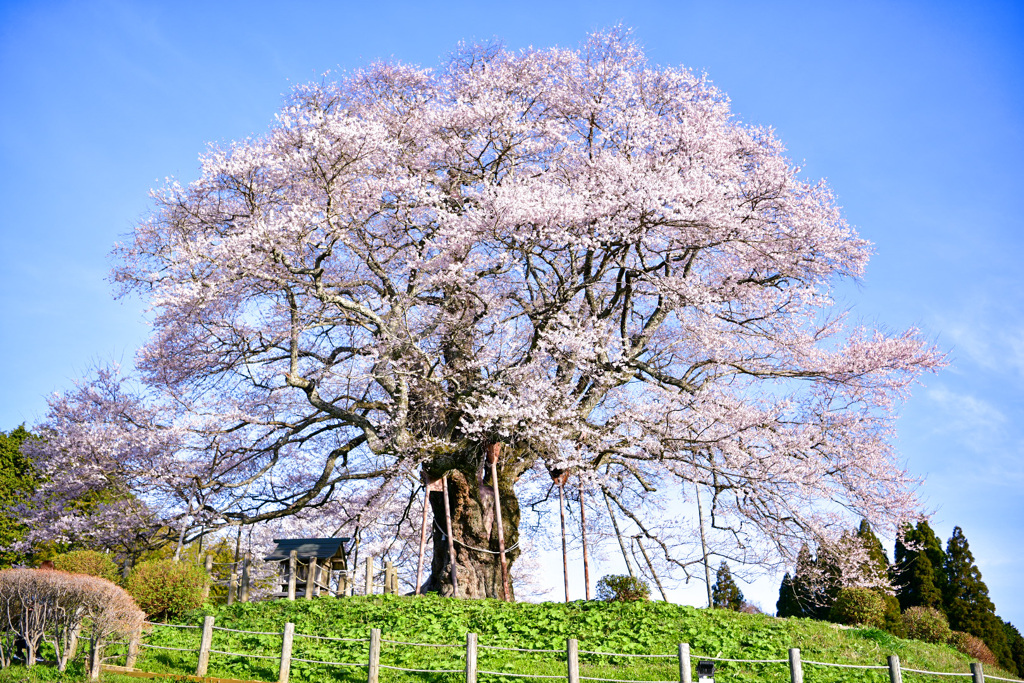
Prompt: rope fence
<box><xmin>110</xmin><ymin>616</ymin><xmax>1023</xmax><ymax>683</ymax></box>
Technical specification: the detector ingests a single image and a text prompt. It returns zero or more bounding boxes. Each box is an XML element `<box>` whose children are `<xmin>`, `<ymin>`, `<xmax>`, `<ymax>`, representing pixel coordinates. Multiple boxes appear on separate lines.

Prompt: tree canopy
<box><xmin>17</xmin><ymin>29</ymin><xmax>942</xmax><ymax>597</ymax></box>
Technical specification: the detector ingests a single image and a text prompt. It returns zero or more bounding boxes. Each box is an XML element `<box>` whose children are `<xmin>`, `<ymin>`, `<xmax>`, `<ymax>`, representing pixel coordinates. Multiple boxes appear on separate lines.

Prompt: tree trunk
<box><xmin>421</xmin><ymin>454</ymin><xmax>521</xmax><ymax>599</ymax></box>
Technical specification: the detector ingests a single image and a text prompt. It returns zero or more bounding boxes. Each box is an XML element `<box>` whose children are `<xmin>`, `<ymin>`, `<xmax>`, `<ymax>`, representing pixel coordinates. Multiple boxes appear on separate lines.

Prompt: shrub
<box><xmin>53</xmin><ymin>550</ymin><xmax>120</xmax><ymax>583</ymax></box>
<box><xmin>829</xmin><ymin>587</ymin><xmax>886</xmax><ymax>628</ymax></box>
<box><xmin>902</xmin><ymin>606</ymin><xmax>951</xmax><ymax>644</ymax></box>
<box><xmin>950</xmin><ymin>631</ymin><xmax>999</xmax><ymax>667</ymax></box>
<box><xmin>596</xmin><ymin>574</ymin><xmax>650</xmax><ymax>602</ymax></box>
<box><xmin>127</xmin><ymin>559</ymin><xmax>208</xmax><ymax>620</ymax></box>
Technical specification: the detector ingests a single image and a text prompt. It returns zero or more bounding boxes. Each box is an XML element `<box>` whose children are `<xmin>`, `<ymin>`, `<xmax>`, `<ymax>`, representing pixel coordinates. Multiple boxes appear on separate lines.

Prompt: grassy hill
<box><xmin>110</xmin><ymin>595</ymin><xmax>1019</xmax><ymax>683</ymax></box>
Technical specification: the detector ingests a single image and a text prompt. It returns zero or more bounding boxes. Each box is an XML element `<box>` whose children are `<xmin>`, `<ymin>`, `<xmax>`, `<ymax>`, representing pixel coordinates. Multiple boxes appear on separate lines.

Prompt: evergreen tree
<box><xmin>777</xmin><ymin>544</ymin><xmax>825</xmax><ymax>619</ymax></box>
<box><xmin>1003</xmin><ymin>621</ymin><xmax>1024</xmax><ymax>677</ymax></box>
<box><xmin>917</xmin><ymin>520</ymin><xmax>948</xmax><ymax>596</ymax></box>
<box><xmin>943</xmin><ymin>526</ymin><xmax>1014</xmax><ymax>671</ymax></box>
<box><xmin>857</xmin><ymin>519</ymin><xmax>890</xmax><ymax>580</ymax></box>
<box><xmin>0</xmin><ymin>426</ymin><xmax>37</xmax><ymax>567</ymax></box>
<box><xmin>895</xmin><ymin>522</ymin><xmax>944</xmax><ymax>611</ymax></box>
<box><xmin>777</xmin><ymin>572</ymin><xmax>800</xmax><ymax>617</ymax></box>
<box><xmin>712</xmin><ymin>561</ymin><xmax>744</xmax><ymax>610</ymax></box>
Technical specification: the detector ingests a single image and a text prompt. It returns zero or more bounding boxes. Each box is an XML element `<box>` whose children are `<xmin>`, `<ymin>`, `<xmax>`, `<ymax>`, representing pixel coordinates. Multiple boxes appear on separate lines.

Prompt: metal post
<box><xmin>466</xmin><ymin>632</ymin><xmax>478</xmax><ymax>683</ymax></box>
<box><xmin>442</xmin><ymin>476</ymin><xmax>459</xmax><ymax>596</ymax></box>
<box><xmin>278</xmin><ymin>622</ymin><xmax>294</xmax><ymax>683</ymax></box>
<box><xmin>305</xmin><ymin>558</ymin><xmax>317</xmax><ymax>599</ymax></box>
<box><xmin>579</xmin><ymin>480</ymin><xmax>590</xmax><ymax>600</ymax></box>
<box><xmin>888</xmin><ymin>655</ymin><xmax>903</xmax><ymax>683</ymax></box>
<box><xmin>559</xmin><ymin>480</ymin><xmax>570</xmax><ymax>602</ymax></box>
<box><xmin>971</xmin><ymin>662</ymin><xmax>984</xmax><ymax>683</ymax></box>
<box><xmin>365</xmin><ymin>555</ymin><xmax>374</xmax><ymax>595</ymax></box>
<box><xmin>678</xmin><ymin>643</ymin><xmax>691</xmax><ymax>683</ymax></box>
<box><xmin>197</xmin><ymin>615</ymin><xmax>215</xmax><ymax>677</ymax></box>
<box><xmin>368</xmin><ymin>628</ymin><xmax>381</xmax><ymax>683</ymax></box>
<box><xmin>789</xmin><ymin>648</ymin><xmax>803</xmax><ymax>683</ymax></box>
<box><xmin>287</xmin><ymin>550</ymin><xmax>297</xmax><ymax>600</ymax></box>
<box><xmin>488</xmin><ymin>443</ymin><xmax>511</xmax><ymax>601</ymax></box>
<box><xmin>567</xmin><ymin>638</ymin><xmax>580</xmax><ymax>683</ymax></box>
<box><xmin>240</xmin><ymin>554</ymin><xmax>250</xmax><ymax>602</ymax></box>
<box><xmin>202</xmin><ymin>554</ymin><xmax>214</xmax><ymax>601</ymax></box>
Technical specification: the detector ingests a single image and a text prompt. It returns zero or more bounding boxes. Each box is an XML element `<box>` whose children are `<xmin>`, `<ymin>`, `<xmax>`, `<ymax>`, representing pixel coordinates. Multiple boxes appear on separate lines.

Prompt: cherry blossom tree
<box><xmin>26</xmin><ymin>29</ymin><xmax>942</xmax><ymax>598</ymax></box>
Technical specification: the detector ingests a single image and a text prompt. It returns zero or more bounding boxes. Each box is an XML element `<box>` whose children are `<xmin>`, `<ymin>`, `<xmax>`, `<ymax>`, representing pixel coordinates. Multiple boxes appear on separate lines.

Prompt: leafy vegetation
<box><xmin>126</xmin><ymin>559</ymin><xmax>208</xmax><ymax>620</ymax></box>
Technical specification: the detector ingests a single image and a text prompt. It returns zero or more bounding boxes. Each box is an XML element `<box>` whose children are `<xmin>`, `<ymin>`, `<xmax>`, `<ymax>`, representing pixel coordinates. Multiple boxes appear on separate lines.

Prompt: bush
<box><xmin>53</xmin><ymin>550</ymin><xmax>120</xmax><ymax>583</ymax></box>
<box><xmin>902</xmin><ymin>606</ymin><xmax>951</xmax><ymax>644</ymax></box>
<box><xmin>596</xmin><ymin>574</ymin><xmax>650</xmax><ymax>602</ymax></box>
<box><xmin>829</xmin><ymin>587</ymin><xmax>886</xmax><ymax>628</ymax></box>
<box><xmin>950</xmin><ymin>631</ymin><xmax>999</xmax><ymax>667</ymax></box>
<box><xmin>127</xmin><ymin>559</ymin><xmax>208</xmax><ymax>620</ymax></box>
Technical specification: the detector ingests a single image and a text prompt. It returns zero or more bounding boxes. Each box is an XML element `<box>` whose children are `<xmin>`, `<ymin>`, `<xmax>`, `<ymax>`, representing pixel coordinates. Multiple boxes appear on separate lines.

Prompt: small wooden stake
<box><xmin>466</xmin><ymin>632</ymin><xmax>478</xmax><ymax>683</ymax></box>
<box><xmin>789</xmin><ymin>648</ymin><xmax>803</xmax><ymax>683</ymax></box>
<box><xmin>368</xmin><ymin>628</ymin><xmax>381</xmax><ymax>683</ymax></box>
<box><xmin>971</xmin><ymin>662</ymin><xmax>984</xmax><ymax>683</ymax></box>
<box><xmin>196</xmin><ymin>615</ymin><xmax>215</xmax><ymax>677</ymax></box>
<box><xmin>278</xmin><ymin>622</ymin><xmax>294</xmax><ymax>683</ymax></box>
<box><xmin>487</xmin><ymin>443</ymin><xmax>511</xmax><ymax>601</ymax></box>
<box><xmin>567</xmin><ymin>638</ymin><xmax>580</xmax><ymax>683</ymax></box>
<box><xmin>888</xmin><ymin>655</ymin><xmax>904</xmax><ymax>683</ymax></box>
<box><xmin>442</xmin><ymin>475</ymin><xmax>459</xmax><ymax>597</ymax></box>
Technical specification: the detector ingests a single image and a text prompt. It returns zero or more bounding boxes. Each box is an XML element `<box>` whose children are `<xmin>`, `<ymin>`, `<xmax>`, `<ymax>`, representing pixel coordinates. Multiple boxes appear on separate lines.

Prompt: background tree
<box><xmin>1003</xmin><ymin>621</ymin><xmax>1024</xmax><ymax>678</ymax></box>
<box><xmin>0</xmin><ymin>426</ymin><xmax>36</xmax><ymax>567</ymax></box>
<box><xmin>894</xmin><ymin>521</ymin><xmax>944</xmax><ymax>611</ymax></box>
<box><xmin>943</xmin><ymin>526</ymin><xmax>1014</xmax><ymax>672</ymax></box>
<box><xmin>711</xmin><ymin>561</ymin><xmax>744</xmax><ymax>610</ymax></box>
<box><xmin>25</xmin><ymin>30</ymin><xmax>942</xmax><ymax>598</ymax></box>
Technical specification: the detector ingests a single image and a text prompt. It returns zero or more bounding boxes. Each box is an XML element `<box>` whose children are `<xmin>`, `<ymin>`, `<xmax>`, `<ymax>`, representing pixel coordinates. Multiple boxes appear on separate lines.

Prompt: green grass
<box><xmin>10</xmin><ymin>596</ymin><xmax>1021</xmax><ymax>683</ymax></box>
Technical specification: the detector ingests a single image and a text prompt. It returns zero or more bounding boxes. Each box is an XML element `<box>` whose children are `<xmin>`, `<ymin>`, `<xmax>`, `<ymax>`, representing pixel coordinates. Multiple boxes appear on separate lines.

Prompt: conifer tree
<box><xmin>776</xmin><ymin>544</ymin><xmax>823</xmax><ymax>619</ymax></box>
<box><xmin>777</xmin><ymin>572</ymin><xmax>799</xmax><ymax>617</ymax></box>
<box><xmin>712</xmin><ymin>561</ymin><xmax>744</xmax><ymax>610</ymax></box>
<box><xmin>1003</xmin><ymin>621</ymin><xmax>1024</xmax><ymax>677</ymax></box>
<box><xmin>0</xmin><ymin>426</ymin><xmax>37</xmax><ymax>568</ymax></box>
<box><xmin>943</xmin><ymin>526</ymin><xmax>1013</xmax><ymax>671</ymax></box>
<box><xmin>895</xmin><ymin>522</ymin><xmax>944</xmax><ymax>611</ymax></box>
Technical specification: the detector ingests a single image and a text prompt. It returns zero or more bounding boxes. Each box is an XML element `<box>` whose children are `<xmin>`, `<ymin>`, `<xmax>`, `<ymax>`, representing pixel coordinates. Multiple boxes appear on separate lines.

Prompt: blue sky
<box><xmin>1</xmin><ymin>0</ymin><xmax>1022</xmax><ymax>623</ymax></box>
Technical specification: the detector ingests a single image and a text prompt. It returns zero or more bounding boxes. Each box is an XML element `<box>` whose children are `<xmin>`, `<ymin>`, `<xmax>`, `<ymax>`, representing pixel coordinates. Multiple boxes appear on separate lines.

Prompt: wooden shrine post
<box><xmin>486</xmin><ymin>442</ymin><xmax>511</xmax><ymax>601</ymax></box>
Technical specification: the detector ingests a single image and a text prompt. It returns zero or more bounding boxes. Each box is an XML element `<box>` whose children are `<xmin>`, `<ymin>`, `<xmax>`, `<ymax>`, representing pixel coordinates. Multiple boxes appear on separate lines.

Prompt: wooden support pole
<box><xmin>278</xmin><ymin>622</ymin><xmax>294</xmax><ymax>683</ymax></box>
<box><xmin>465</xmin><ymin>632</ymin><xmax>478</xmax><ymax>683</ymax></box>
<box><xmin>603</xmin><ymin>490</ymin><xmax>635</xmax><ymax>578</ymax></box>
<box><xmin>567</xmin><ymin>638</ymin><xmax>580</xmax><ymax>683</ymax></box>
<box><xmin>287</xmin><ymin>550</ymin><xmax>297</xmax><ymax>601</ymax></box>
<box><xmin>228</xmin><ymin>562</ymin><xmax>238</xmax><ymax>605</ymax></box>
<box><xmin>196</xmin><ymin>615</ymin><xmax>215</xmax><ymax>677</ymax></box>
<box><xmin>368</xmin><ymin>628</ymin><xmax>381</xmax><ymax>683</ymax></box>
<box><xmin>788</xmin><ymin>648</ymin><xmax>803</xmax><ymax>683</ymax></box>
<box><xmin>678</xmin><ymin>643</ymin><xmax>691</xmax><ymax>683</ymax></box>
<box><xmin>202</xmin><ymin>554</ymin><xmax>214</xmax><ymax>601</ymax></box>
<box><xmin>635</xmin><ymin>535</ymin><xmax>668</xmax><ymax>601</ymax></box>
<box><xmin>579</xmin><ymin>480</ymin><xmax>590</xmax><ymax>601</ymax></box>
<box><xmin>416</xmin><ymin>474</ymin><xmax>431</xmax><ymax>596</ymax></box>
<box><xmin>365</xmin><ymin>555</ymin><xmax>374</xmax><ymax>595</ymax></box>
<box><xmin>695</xmin><ymin>483</ymin><xmax>713</xmax><ymax>608</ymax></box>
<box><xmin>126</xmin><ymin>627</ymin><xmax>141</xmax><ymax>670</ymax></box>
<box><xmin>442</xmin><ymin>475</ymin><xmax>459</xmax><ymax>597</ymax></box>
<box><xmin>240</xmin><ymin>554</ymin><xmax>250</xmax><ymax>602</ymax></box>
<box><xmin>559</xmin><ymin>481</ymin><xmax>570</xmax><ymax>603</ymax></box>
<box><xmin>487</xmin><ymin>443</ymin><xmax>511</xmax><ymax>602</ymax></box>
<box><xmin>971</xmin><ymin>662</ymin><xmax>985</xmax><ymax>683</ymax></box>
<box><xmin>305</xmin><ymin>558</ymin><xmax>317</xmax><ymax>599</ymax></box>
<box><xmin>888</xmin><ymin>655</ymin><xmax>903</xmax><ymax>683</ymax></box>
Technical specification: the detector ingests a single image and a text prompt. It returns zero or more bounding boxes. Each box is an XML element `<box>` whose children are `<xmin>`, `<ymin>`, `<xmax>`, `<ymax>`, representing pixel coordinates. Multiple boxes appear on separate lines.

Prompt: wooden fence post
<box><xmin>196</xmin><ymin>615</ymin><xmax>215</xmax><ymax>677</ymax></box>
<box><xmin>368</xmin><ymin>628</ymin><xmax>381</xmax><ymax>683</ymax></box>
<box><xmin>228</xmin><ymin>562</ymin><xmax>238</xmax><ymax>605</ymax></box>
<box><xmin>278</xmin><ymin>622</ymin><xmax>294</xmax><ymax>683</ymax></box>
<box><xmin>971</xmin><ymin>662</ymin><xmax>985</xmax><ymax>683</ymax></box>
<box><xmin>788</xmin><ymin>648</ymin><xmax>803</xmax><ymax>683</ymax></box>
<box><xmin>288</xmin><ymin>550</ymin><xmax>297</xmax><ymax>601</ymax></box>
<box><xmin>240</xmin><ymin>554</ymin><xmax>250</xmax><ymax>602</ymax></box>
<box><xmin>202</xmin><ymin>554</ymin><xmax>213</xmax><ymax>601</ymax></box>
<box><xmin>888</xmin><ymin>655</ymin><xmax>903</xmax><ymax>683</ymax></box>
<box><xmin>125</xmin><ymin>626</ymin><xmax>141</xmax><ymax>670</ymax></box>
<box><xmin>466</xmin><ymin>632</ymin><xmax>478</xmax><ymax>683</ymax></box>
<box><xmin>567</xmin><ymin>638</ymin><xmax>580</xmax><ymax>683</ymax></box>
<box><xmin>305</xmin><ymin>558</ymin><xmax>318</xmax><ymax>600</ymax></box>
<box><xmin>365</xmin><ymin>555</ymin><xmax>374</xmax><ymax>595</ymax></box>
<box><xmin>678</xmin><ymin>643</ymin><xmax>691</xmax><ymax>683</ymax></box>
<box><xmin>384</xmin><ymin>561</ymin><xmax>394</xmax><ymax>595</ymax></box>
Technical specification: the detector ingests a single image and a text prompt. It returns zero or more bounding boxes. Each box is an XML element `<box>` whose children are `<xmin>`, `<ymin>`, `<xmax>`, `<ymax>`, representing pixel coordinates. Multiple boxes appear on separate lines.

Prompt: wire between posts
<box><xmin>984</xmin><ymin>676</ymin><xmax>1024</xmax><ymax>682</ymax></box>
<box><xmin>580</xmin><ymin>678</ymin><xmax>679</xmax><ymax>683</ymax></box>
<box><xmin>143</xmin><ymin>621</ymin><xmax>200</xmax><ymax>629</ymax></box>
<box><xmin>802</xmin><ymin>660</ymin><xmax>889</xmax><ymax>669</ymax></box>
<box><xmin>381</xmin><ymin>638</ymin><xmax>462</xmax><ymax>648</ymax></box>
<box><xmin>208</xmin><ymin>649</ymin><xmax>280</xmax><ymax>661</ymax></box>
<box><xmin>211</xmin><ymin>625</ymin><xmax>281</xmax><ymax>636</ymax></box>
<box><xmin>294</xmin><ymin>632</ymin><xmax>369</xmax><ymax>642</ymax></box>
<box><xmin>579</xmin><ymin>650</ymin><xmax>675</xmax><ymax>658</ymax></box>
<box><xmin>138</xmin><ymin>644</ymin><xmax>196</xmax><ymax>653</ymax></box>
<box><xmin>289</xmin><ymin>656</ymin><xmax>366</xmax><ymax>667</ymax></box>
<box><xmin>478</xmin><ymin>671</ymin><xmax>566</xmax><ymax>679</ymax></box>
<box><xmin>378</xmin><ymin>664</ymin><xmax>465</xmax><ymax>673</ymax></box>
<box><xmin>479</xmin><ymin>644</ymin><xmax>564</xmax><ymax>654</ymax></box>
<box><xmin>901</xmin><ymin>668</ymin><xmax>975</xmax><ymax>677</ymax></box>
